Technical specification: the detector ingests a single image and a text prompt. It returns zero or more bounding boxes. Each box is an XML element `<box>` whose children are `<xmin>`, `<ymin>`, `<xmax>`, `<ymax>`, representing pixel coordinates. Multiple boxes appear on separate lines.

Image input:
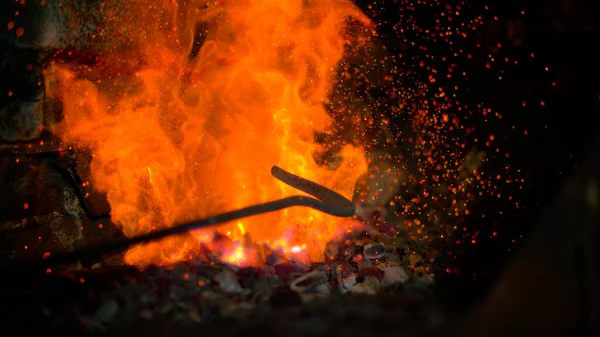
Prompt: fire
<box><xmin>46</xmin><ymin>0</ymin><xmax>371</xmax><ymax>266</ymax></box>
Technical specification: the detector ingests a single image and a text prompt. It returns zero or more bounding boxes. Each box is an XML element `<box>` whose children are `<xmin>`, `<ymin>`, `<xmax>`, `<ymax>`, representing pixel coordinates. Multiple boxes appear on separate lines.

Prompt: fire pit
<box><xmin>1</xmin><ymin>0</ymin><xmax>596</xmax><ymax>336</ymax></box>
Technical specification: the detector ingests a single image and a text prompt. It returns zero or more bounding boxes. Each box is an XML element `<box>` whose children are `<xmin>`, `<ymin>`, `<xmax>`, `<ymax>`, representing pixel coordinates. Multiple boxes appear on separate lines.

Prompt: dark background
<box><xmin>352</xmin><ymin>0</ymin><xmax>600</xmax><ymax>308</ymax></box>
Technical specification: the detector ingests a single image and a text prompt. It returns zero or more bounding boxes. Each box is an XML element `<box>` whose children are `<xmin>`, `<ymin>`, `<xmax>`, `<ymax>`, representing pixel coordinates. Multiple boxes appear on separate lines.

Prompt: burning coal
<box><xmin>45</xmin><ymin>0</ymin><xmax>373</xmax><ymax>266</ymax></box>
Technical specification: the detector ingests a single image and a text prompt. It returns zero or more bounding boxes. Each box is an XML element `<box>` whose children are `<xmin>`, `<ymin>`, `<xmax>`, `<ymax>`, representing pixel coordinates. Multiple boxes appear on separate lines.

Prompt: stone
<box><xmin>289</xmin><ymin>270</ymin><xmax>327</xmax><ymax>293</ymax></box>
<box><xmin>339</xmin><ymin>274</ymin><xmax>357</xmax><ymax>294</ymax></box>
<box><xmin>263</xmin><ymin>264</ymin><xmax>277</xmax><ymax>277</ymax></box>
<box><xmin>336</xmin><ymin>260</ymin><xmax>357</xmax><ymax>279</ymax></box>
<box><xmin>115</xmin><ymin>283</ymin><xmax>152</xmax><ymax>311</ymax></box>
<box><xmin>250</xmin><ymin>276</ymin><xmax>274</xmax><ymax>303</ymax></box>
<box><xmin>357</xmin><ymin>258</ymin><xmax>374</xmax><ymax>271</ymax></box>
<box><xmin>0</xmin><ymin>1</ymin><xmax>64</xmax><ymax>49</ymax></box>
<box><xmin>0</xmin><ymin>99</ymin><xmax>44</xmax><ymax>142</ymax></box>
<box><xmin>70</xmin><ymin>150</ymin><xmax>112</xmax><ymax>217</ymax></box>
<box><xmin>359</xmin><ymin>267</ymin><xmax>385</xmax><ymax>282</ymax></box>
<box><xmin>87</xmin><ymin>299</ymin><xmax>120</xmax><ymax>332</ymax></box>
<box><xmin>273</xmin><ymin>263</ymin><xmax>298</xmax><ymax>280</ymax></box>
<box><xmin>313</xmin><ymin>283</ymin><xmax>331</xmax><ymax>295</ymax></box>
<box><xmin>265</xmin><ymin>252</ymin><xmax>281</xmax><ymax>265</ymax></box>
<box><xmin>381</xmin><ymin>266</ymin><xmax>408</xmax><ymax>288</ymax></box>
<box><xmin>0</xmin><ymin>157</ymin><xmax>73</xmax><ymax>220</ymax></box>
<box><xmin>0</xmin><ymin>155</ymin><xmax>104</xmax><ymax>257</ymax></box>
<box><xmin>349</xmin><ymin>276</ymin><xmax>381</xmax><ymax>296</ymax></box>
<box><xmin>288</xmin><ymin>257</ymin><xmax>310</xmax><ymax>273</ymax></box>
<box><xmin>363</xmin><ymin>243</ymin><xmax>386</xmax><ymax>259</ymax></box>
<box><xmin>214</xmin><ymin>270</ymin><xmax>242</xmax><ymax>293</ymax></box>
<box><xmin>324</xmin><ymin>242</ymin><xmax>339</xmax><ymax>262</ymax></box>
<box><xmin>9</xmin><ymin>211</ymin><xmax>82</xmax><ymax>259</ymax></box>
<box><xmin>349</xmin><ymin>282</ymin><xmax>374</xmax><ymax>295</ymax></box>
<box><xmin>363</xmin><ymin>275</ymin><xmax>382</xmax><ymax>293</ymax></box>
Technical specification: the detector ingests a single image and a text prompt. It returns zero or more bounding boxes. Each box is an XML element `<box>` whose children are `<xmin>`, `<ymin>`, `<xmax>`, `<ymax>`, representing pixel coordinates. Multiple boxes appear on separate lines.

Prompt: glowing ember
<box><xmin>46</xmin><ymin>0</ymin><xmax>371</xmax><ymax>266</ymax></box>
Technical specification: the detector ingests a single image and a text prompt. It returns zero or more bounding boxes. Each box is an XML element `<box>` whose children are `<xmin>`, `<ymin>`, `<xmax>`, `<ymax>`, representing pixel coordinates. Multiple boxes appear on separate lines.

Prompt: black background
<box><xmin>353</xmin><ymin>0</ymin><xmax>600</xmax><ymax>307</ymax></box>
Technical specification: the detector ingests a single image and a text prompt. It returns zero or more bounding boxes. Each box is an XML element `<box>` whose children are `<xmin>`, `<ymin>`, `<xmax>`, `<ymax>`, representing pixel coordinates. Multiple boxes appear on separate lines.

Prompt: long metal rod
<box><xmin>5</xmin><ymin>166</ymin><xmax>356</xmax><ymax>271</ymax></box>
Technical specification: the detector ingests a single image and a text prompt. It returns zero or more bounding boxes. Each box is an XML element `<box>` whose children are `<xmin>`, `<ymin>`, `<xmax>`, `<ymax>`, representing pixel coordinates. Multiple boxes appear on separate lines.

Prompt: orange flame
<box><xmin>47</xmin><ymin>0</ymin><xmax>370</xmax><ymax>267</ymax></box>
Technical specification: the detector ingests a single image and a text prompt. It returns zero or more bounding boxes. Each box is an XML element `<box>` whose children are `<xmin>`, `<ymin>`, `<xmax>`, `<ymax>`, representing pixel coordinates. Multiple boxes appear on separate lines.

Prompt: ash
<box><xmin>2</xmin><ymin>228</ymin><xmax>447</xmax><ymax>337</ymax></box>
